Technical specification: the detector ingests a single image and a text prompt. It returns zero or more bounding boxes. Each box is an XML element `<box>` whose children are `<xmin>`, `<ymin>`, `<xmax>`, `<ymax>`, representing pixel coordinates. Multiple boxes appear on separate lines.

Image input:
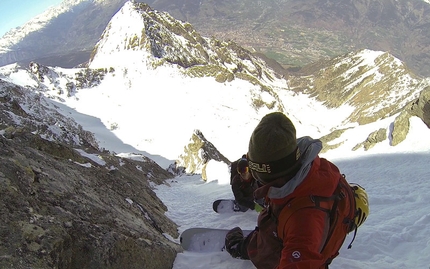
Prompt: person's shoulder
<box><xmin>231</xmin><ymin>174</ymin><xmax>242</xmax><ymax>184</ymax></box>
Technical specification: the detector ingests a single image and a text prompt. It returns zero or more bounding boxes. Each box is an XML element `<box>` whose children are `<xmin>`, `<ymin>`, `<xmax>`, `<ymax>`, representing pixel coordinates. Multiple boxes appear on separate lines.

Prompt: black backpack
<box><xmin>230</xmin><ymin>160</ymin><xmax>239</xmax><ymax>185</ymax></box>
<box><xmin>230</xmin><ymin>154</ymin><xmax>247</xmax><ymax>185</ymax></box>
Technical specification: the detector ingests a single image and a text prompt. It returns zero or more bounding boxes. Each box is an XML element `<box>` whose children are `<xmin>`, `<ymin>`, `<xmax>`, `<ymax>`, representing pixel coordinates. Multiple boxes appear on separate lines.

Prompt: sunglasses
<box><xmin>237</xmin><ymin>166</ymin><xmax>249</xmax><ymax>174</ymax></box>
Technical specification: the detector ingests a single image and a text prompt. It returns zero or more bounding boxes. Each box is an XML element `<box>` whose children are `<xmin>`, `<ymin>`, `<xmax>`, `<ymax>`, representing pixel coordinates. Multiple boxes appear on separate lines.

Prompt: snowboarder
<box><xmin>230</xmin><ymin>155</ymin><xmax>263</xmax><ymax>212</ymax></box>
<box><xmin>224</xmin><ymin>112</ymin><xmax>369</xmax><ymax>268</ymax></box>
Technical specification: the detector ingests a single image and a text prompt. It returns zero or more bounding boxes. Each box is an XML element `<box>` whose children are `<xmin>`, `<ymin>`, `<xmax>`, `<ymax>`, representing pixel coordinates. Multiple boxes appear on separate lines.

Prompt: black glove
<box><xmin>225</xmin><ymin>227</ymin><xmax>246</xmax><ymax>259</ymax></box>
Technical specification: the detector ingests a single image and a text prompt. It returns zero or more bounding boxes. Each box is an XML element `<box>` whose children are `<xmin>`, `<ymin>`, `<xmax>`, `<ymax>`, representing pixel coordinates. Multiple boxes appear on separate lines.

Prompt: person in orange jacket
<box><xmin>224</xmin><ymin>112</ymin><xmax>354</xmax><ymax>269</ymax></box>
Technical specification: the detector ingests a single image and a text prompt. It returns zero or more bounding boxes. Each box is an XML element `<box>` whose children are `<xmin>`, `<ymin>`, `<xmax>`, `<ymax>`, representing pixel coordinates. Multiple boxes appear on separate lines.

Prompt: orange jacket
<box><xmin>246</xmin><ymin>137</ymin><xmax>342</xmax><ymax>269</ymax></box>
<box><xmin>277</xmin><ymin>156</ymin><xmax>341</xmax><ymax>268</ymax></box>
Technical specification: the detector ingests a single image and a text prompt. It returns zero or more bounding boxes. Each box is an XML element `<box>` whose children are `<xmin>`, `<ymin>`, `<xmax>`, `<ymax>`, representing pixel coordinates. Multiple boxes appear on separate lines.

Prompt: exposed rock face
<box><xmin>408</xmin><ymin>86</ymin><xmax>430</xmax><ymax>128</ymax></box>
<box><xmin>177</xmin><ymin>129</ymin><xmax>230</xmax><ymax>180</ymax></box>
<box><xmin>353</xmin><ymin>128</ymin><xmax>387</xmax><ymax>151</ymax></box>
<box><xmin>319</xmin><ymin>128</ymin><xmax>349</xmax><ymax>153</ymax></box>
<box><xmin>0</xmin><ymin>79</ymin><xmax>181</xmax><ymax>269</ymax></box>
<box><xmin>391</xmin><ymin>111</ymin><xmax>411</xmax><ymax>146</ymax></box>
<box><xmin>0</xmin><ymin>129</ymin><xmax>180</xmax><ymax>269</ymax></box>
<box><xmin>288</xmin><ymin>50</ymin><xmax>425</xmax><ymax>125</ymax></box>
<box><xmin>387</xmin><ymin>86</ymin><xmax>430</xmax><ymax>147</ymax></box>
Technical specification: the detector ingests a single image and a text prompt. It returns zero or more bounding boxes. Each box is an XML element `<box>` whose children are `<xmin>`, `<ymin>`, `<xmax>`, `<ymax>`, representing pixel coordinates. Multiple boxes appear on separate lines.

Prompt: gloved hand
<box><xmin>225</xmin><ymin>227</ymin><xmax>245</xmax><ymax>259</ymax></box>
<box><xmin>254</xmin><ymin>203</ymin><xmax>263</xmax><ymax>213</ymax></box>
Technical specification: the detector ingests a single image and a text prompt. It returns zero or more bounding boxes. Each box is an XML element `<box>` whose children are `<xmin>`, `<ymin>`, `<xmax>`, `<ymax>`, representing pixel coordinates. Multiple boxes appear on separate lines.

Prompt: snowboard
<box><xmin>180</xmin><ymin>227</ymin><xmax>253</xmax><ymax>252</ymax></box>
<box><xmin>212</xmin><ymin>199</ymin><xmax>249</xmax><ymax>213</ymax></box>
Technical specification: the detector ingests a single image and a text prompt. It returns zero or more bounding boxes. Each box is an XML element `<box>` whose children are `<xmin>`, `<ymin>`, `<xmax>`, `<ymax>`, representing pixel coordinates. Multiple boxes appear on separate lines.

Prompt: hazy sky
<box><xmin>0</xmin><ymin>0</ymin><xmax>64</xmax><ymax>37</ymax></box>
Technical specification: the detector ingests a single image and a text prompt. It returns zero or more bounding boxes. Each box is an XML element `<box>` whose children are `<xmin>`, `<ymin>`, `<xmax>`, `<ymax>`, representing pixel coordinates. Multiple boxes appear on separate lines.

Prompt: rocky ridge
<box><xmin>148</xmin><ymin>0</ymin><xmax>430</xmax><ymax>77</ymax></box>
<box><xmin>0</xmin><ymin>79</ymin><xmax>180</xmax><ymax>268</ymax></box>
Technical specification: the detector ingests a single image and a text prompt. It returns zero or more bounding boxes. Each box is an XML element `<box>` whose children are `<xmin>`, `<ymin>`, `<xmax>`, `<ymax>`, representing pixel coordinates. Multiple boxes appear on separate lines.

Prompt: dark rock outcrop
<box><xmin>0</xmin><ymin>129</ymin><xmax>180</xmax><ymax>269</ymax></box>
<box><xmin>0</xmin><ymin>79</ymin><xmax>181</xmax><ymax>269</ymax></box>
<box><xmin>177</xmin><ymin>129</ymin><xmax>230</xmax><ymax>180</ymax></box>
<box><xmin>353</xmin><ymin>128</ymin><xmax>387</xmax><ymax>151</ymax></box>
<box><xmin>408</xmin><ymin>86</ymin><xmax>430</xmax><ymax>128</ymax></box>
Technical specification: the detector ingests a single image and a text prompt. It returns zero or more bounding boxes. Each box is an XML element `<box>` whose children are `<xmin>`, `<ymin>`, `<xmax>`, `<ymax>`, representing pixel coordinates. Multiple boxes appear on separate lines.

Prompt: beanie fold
<box><xmin>249</xmin><ymin>147</ymin><xmax>301</xmax><ymax>183</ymax></box>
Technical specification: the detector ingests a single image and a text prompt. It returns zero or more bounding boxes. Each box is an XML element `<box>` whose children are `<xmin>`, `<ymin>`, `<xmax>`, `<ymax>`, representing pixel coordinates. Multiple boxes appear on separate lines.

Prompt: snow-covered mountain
<box><xmin>1</xmin><ymin>2</ymin><xmax>430</xmax><ymax>268</ymax></box>
<box><xmin>1</xmin><ymin>1</ymin><xmax>429</xmax><ymax>171</ymax></box>
<box><xmin>0</xmin><ymin>0</ymin><xmax>130</xmax><ymax>68</ymax></box>
<box><xmin>3</xmin><ymin>0</ymin><xmax>430</xmax><ymax>77</ymax></box>
<box><xmin>0</xmin><ymin>0</ymin><xmax>84</xmax><ymax>49</ymax></box>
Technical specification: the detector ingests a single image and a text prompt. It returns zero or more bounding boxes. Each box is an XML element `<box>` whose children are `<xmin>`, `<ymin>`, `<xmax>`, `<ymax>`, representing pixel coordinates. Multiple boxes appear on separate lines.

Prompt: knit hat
<box><xmin>248</xmin><ymin>112</ymin><xmax>300</xmax><ymax>183</ymax></box>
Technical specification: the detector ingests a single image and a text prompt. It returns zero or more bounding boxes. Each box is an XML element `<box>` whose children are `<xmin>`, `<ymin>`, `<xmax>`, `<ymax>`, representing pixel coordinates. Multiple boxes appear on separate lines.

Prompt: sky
<box><xmin>1</xmin><ymin>1</ymin><xmax>430</xmax><ymax>267</ymax></box>
<box><xmin>0</xmin><ymin>0</ymin><xmax>64</xmax><ymax>37</ymax></box>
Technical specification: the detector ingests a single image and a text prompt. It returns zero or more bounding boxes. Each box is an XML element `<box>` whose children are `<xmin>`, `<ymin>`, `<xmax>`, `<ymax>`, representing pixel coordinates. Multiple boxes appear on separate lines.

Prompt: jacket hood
<box><xmin>266</xmin><ymin>136</ymin><xmax>322</xmax><ymax>199</ymax></box>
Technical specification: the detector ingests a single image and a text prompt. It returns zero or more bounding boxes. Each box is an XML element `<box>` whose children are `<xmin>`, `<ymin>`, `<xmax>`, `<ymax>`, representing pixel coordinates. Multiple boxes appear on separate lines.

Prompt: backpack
<box><xmin>276</xmin><ymin>174</ymin><xmax>364</xmax><ymax>266</ymax></box>
<box><xmin>230</xmin><ymin>154</ymin><xmax>247</xmax><ymax>185</ymax></box>
<box><xmin>230</xmin><ymin>160</ymin><xmax>239</xmax><ymax>185</ymax></box>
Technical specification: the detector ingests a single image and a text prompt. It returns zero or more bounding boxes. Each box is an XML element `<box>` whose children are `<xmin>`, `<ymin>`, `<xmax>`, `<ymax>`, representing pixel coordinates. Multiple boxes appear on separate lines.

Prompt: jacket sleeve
<box><xmin>277</xmin><ymin>208</ymin><xmax>329</xmax><ymax>269</ymax></box>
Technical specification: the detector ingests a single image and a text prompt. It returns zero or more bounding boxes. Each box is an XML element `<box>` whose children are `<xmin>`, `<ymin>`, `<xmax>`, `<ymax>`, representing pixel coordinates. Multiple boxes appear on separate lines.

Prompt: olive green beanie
<box><xmin>248</xmin><ymin>112</ymin><xmax>299</xmax><ymax>183</ymax></box>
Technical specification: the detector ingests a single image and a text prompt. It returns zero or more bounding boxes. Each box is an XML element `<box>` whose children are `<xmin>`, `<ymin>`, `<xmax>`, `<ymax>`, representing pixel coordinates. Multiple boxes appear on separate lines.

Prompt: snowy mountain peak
<box><xmin>0</xmin><ymin>0</ymin><xmax>86</xmax><ymax>50</ymax></box>
<box><xmin>89</xmin><ymin>2</ymin><xmax>282</xmax><ymax>87</ymax></box>
<box><xmin>89</xmin><ymin>1</ymin><xmax>222</xmax><ymax>68</ymax></box>
<box><xmin>1</xmin><ymin>1</ymin><xmax>429</xmax><ymax>166</ymax></box>
<box><xmin>88</xmin><ymin>1</ymin><xmax>154</xmax><ymax>67</ymax></box>
<box><xmin>288</xmin><ymin>49</ymin><xmax>429</xmax><ymax>128</ymax></box>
